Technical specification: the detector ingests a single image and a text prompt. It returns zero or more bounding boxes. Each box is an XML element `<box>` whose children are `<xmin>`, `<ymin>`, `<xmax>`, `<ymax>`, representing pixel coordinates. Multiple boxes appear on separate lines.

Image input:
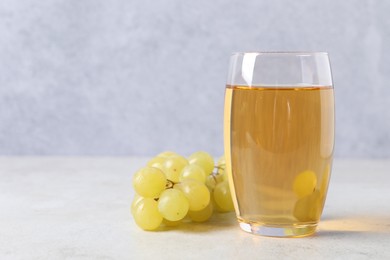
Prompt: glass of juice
<box><xmin>224</xmin><ymin>52</ymin><xmax>334</xmax><ymax>237</ymax></box>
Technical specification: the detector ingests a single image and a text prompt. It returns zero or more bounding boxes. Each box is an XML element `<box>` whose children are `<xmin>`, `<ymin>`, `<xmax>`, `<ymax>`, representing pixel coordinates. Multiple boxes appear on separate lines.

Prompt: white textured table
<box><xmin>1</xmin><ymin>157</ymin><xmax>389</xmax><ymax>259</ymax></box>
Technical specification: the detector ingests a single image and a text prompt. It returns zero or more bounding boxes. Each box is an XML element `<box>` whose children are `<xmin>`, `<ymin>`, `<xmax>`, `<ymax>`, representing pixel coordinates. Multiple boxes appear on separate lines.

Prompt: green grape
<box><xmin>293</xmin><ymin>191</ymin><xmax>322</xmax><ymax>222</ymax></box>
<box><xmin>188</xmin><ymin>151</ymin><xmax>215</xmax><ymax>175</ymax></box>
<box><xmin>217</xmin><ymin>155</ymin><xmax>225</xmax><ymax>166</ymax></box>
<box><xmin>216</xmin><ymin>172</ymin><xmax>225</xmax><ymax>183</ymax></box>
<box><xmin>293</xmin><ymin>170</ymin><xmax>317</xmax><ymax>198</ymax></box>
<box><xmin>132</xmin><ymin>198</ymin><xmax>163</xmax><ymax>230</ymax></box>
<box><xmin>162</xmin><ymin>155</ymin><xmax>189</xmax><ymax>183</ymax></box>
<box><xmin>188</xmin><ymin>202</ymin><xmax>213</xmax><ymax>222</ymax></box>
<box><xmin>216</xmin><ymin>168</ymin><xmax>227</xmax><ymax>182</ymax></box>
<box><xmin>211</xmin><ymin>192</ymin><xmax>224</xmax><ymax>212</ymax></box>
<box><xmin>175</xmin><ymin>180</ymin><xmax>210</xmax><ymax>211</ymax></box>
<box><xmin>157</xmin><ymin>151</ymin><xmax>178</xmax><ymax>158</ymax></box>
<box><xmin>213</xmin><ymin>181</ymin><xmax>235</xmax><ymax>212</ymax></box>
<box><xmin>133</xmin><ymin>167</ymin><xmax>166</xmax><ymax>198</ymax></box>
<box><xmin>205</xmin><ymin>175</ymin><xmax>217</xmax><ymax>192</ymax></box>
<box><xmin>146</xmin><ymin>156</ymin><xmax>166</xmax><ymax>169</ymax></box>
<box><xmin>158</xmin><ymin>189</ymin><xmax>189</xmax><ymax>221</ymax></box>
<box><xmin>216</xmin><ymin>156</ymin><xmax>228</xmax><ymax>182</ymax></box>
<box><xmin>179</xmin><ymin>164</ymin><xmax>206</xmax><ymax>183</ymax></box>
<box><xmin>217</xmin><ymin>156</ymin><xmax>226</xmax><ymax>174</ymax></box>
<box><xmin>131</xmin><ymin>194</ymin><xmax>143</xmax><ymax>215</ymax></box>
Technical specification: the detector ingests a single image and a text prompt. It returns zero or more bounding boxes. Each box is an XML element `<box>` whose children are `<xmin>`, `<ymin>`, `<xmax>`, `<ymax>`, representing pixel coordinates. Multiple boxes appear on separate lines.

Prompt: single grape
<box><xmin>133</xmin><ymin>167</ymin><xmax>166</xmax><ymax>198</ymax></box>
<box><xmin>132</xmin><ymin>198</ymin><xmax>163</xmax><ymax>230</ymax></box>
<box><xmin>162</xmin><ymin>155</ymin><xmax>189</xmax><ymax>183</ymax></box>
<box><xmin>205</xmin><ymin>175</ymin><xmax>217</xmax><ymax>192</ymax></box>
<box><xmin>217</xmin><ymin>156</ymin><xmax>226</xmax><ymax>174</ymax></box>
<box><xmin>131</xmin><ymin>194</ymin><xmax>143</xmax><ymax>215</ymax></box>
<box><xmin>221</xmin><ymin>172</ymin><xmax>228</xmax><ymax>182</ymax></box>
<box><xmin>188</xmin><ymin>151</ymin><xmax>215</xmax><ymax>175</ymax></box>
<box><xmin>146</xmin><ymin>156</ymin><xmax>166</xmax><ymax>169</ymax></box>
<box><xmin>210</xmin><ymin>192</ymin><xmax>224</xmax><ymax>212</ymax></box>
<box><xmin>215</xmin><ymin>173</ymin><xmax>225</xmax><ymax>183</ymax></box>
<box><xmin>293</xmin><ymin>191</ymin><xmax>322</xmax><ymax>222</ymax></box>
<box><xmin>217</xmin><ymin>156</ymin><xmax>229</xmax><ymax>182</ymax></box>
<box><xmin>158</xmin><ymin>189</ymin><xmax>189</xmax><ymax>221</ymax></box>
<box><xmin>188</xmin><ymin>202</ymin><xmax>213</xmax><ymax>222</ymax></box>
<box><xmin>175</xmin><ymin>180</ymin><xmax>210</xmax><ymax>211</ymax></box>
<box><xmin>293</xmin><ymin>170</ymin><xmax>317</xmax><ymax>198</ymax></box>
<box><xmin>217</xmin><ymin>168</ymin><xmax>227</xmax><ymax>182</ymax></box>
<box><xmin>213</xmin><ymin>181</ymin><xmax>235</xmax><ymax>212</ymax></box>
<box><xmin>217</xmin><ymin>155</ymin><xmax>225</xmax><ymax>166</ymax></box>
<box><xmin>179</xmin><ymin>164</ymin><xmax>206</xmax><ymax>183</ymax></box>
<box><xmin>157</xmin><ymin>151</ymin><xmax>178</xmax><ymax>158</ymax></box>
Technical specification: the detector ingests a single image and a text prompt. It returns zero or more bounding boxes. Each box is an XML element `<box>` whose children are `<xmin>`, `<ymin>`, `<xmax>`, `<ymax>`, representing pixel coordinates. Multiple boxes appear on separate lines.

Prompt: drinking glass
<box><xmin>224</xmin><ymin>52</ymin><xmax>334</xmax><ymax>237</ymax></box>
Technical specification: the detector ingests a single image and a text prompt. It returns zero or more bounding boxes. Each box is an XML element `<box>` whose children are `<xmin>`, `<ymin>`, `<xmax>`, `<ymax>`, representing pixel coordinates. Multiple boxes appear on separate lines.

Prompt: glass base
<box><xmin>238</xmin><ymin>221</ymin><xmax>317</xmax><ymax>238</ymax></box>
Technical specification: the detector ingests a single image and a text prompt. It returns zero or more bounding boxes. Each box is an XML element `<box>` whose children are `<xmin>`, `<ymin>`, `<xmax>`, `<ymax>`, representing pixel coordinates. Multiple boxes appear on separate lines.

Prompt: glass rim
<box><xmin>231</xmin><ymin>51</ymin><xmax>329</xmax><ymax>56</ymax></box>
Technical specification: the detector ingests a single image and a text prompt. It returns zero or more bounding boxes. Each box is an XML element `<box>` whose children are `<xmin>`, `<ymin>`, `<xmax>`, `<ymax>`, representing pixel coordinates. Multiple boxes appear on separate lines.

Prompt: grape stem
<box><xmin>165</xmin><ymin>179</ymin><xmax>176</xmax><ymax>189</ymax></box>
<box><xmin>213</xmin><ymin>165</ymin><xmax>225</xmax><ymax>175</ymax></box>
<box><xmin>152</xmin><ymin>180</ymin><xmax>177</xmax><ymax>202</ymax></box>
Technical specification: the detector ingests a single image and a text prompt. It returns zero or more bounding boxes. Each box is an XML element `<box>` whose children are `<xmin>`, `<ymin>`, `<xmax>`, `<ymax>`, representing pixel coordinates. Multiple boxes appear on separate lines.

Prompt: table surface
<box><xmin>1</xmin><ymin>157</ymin><xmax>389</xmax><ymax>260</ymax></box>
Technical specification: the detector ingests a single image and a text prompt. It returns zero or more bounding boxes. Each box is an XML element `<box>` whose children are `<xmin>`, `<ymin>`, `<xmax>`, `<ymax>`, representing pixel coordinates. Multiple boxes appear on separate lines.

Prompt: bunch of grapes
<box><xmin>131</xmin><ymin>151</ymin><xmax>234</xmax><ymax>231</ymax></box>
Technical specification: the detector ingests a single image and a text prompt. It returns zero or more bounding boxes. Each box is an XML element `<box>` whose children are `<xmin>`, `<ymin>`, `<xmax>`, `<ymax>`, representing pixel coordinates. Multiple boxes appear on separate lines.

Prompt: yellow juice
<box><xmin>224</xmin><ymin>85</ymin><xmax>334</xmax><ymax>230</ymax></box>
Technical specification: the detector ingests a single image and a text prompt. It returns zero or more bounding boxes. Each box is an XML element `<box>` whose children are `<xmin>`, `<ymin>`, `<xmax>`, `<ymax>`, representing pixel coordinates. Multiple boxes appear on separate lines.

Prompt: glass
<box><xmin>224</xmin><ymin>52</ymin><xmax>334</xmax><ymax>237</ymax></box>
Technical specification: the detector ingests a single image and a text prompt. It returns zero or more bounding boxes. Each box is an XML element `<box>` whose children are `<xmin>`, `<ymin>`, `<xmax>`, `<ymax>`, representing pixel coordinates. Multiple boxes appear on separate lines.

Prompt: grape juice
<box><xmin>224</xmin><ymin>85</ymin><xmax>334</xmax><ymax>230</ymax></box>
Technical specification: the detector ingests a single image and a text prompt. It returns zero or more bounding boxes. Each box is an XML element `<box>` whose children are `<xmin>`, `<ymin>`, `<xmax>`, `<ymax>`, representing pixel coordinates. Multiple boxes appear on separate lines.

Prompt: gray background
<box><xmin>0</xmin><ymin>0</ymin><xmax>389</xmax><ymax>158</ymax></box>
